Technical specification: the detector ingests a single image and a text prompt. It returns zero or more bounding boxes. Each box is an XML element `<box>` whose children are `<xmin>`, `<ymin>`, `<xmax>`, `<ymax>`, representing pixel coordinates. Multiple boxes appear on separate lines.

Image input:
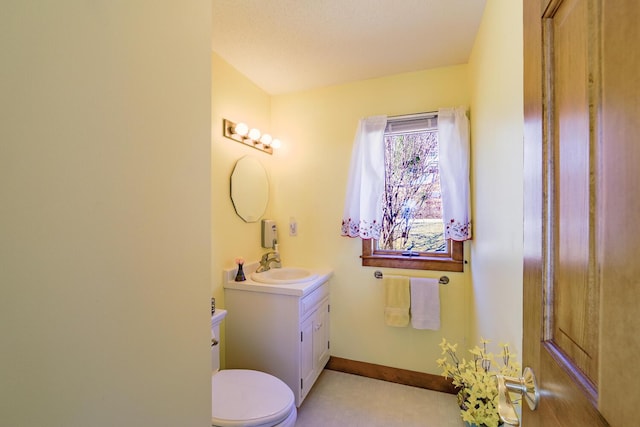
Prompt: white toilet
<box><xmin>211</xmin><ymin>309</ymin><xmax>297</xmax><ymax>427</ymax></box>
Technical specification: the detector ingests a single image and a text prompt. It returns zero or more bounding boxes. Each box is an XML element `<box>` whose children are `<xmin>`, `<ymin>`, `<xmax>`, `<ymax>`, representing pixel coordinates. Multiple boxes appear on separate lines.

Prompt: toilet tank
<box><xmin>211</xmin><ymin>309</ymin><xmax>227</xmax><ymax>372</ymax></box>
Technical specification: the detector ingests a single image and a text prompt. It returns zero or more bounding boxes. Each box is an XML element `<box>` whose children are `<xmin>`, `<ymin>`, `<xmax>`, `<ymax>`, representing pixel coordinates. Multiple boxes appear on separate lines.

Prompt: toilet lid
<box><xmin>212</xmin><ymin>369</ymin><xmax>295</xmax><ymax>427</ymax></box>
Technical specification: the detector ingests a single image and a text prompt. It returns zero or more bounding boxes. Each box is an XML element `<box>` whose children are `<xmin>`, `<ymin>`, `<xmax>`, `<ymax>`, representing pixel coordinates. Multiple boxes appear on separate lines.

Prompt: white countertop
<box><xmin>223</xmin><ymin>262</ymin><xmax>333</xmax><ymax>297</ymax></box>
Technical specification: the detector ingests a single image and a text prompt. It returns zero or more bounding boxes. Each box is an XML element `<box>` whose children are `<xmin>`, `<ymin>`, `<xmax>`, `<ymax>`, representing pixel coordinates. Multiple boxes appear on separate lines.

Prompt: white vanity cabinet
<box><xmin>224</xmin><ymin>274</ymin><xmax>331</xmax><ymax>407</ymax></box>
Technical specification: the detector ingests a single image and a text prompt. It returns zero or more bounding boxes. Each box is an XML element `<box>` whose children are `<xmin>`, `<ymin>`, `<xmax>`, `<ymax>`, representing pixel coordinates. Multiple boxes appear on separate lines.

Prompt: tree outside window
<box><xmin>381</xmin><ymin>129</ymin><xmax>446</xmax><ymax>253</ymax></box>
<box><xmin>361</xmin><ymin>113</ymin><xmax>463</xmax><ymax>272</ymax></box>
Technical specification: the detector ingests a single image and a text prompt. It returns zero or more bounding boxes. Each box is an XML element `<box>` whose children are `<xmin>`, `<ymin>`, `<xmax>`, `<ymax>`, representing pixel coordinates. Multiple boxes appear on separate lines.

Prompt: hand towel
<box><xmin>410</xmin><ymin>277</ymin><xmax>440</xmax><ymax>330</ymax></box>
<box><xmin>383</xmin><ymin>275</ymin><xmax>410</xmax><ymax>327</ymax></box>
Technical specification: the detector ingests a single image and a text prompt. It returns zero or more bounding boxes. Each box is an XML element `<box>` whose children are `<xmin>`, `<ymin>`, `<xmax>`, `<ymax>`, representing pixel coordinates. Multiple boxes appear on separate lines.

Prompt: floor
<box><xmin>295</xmin><ymin>370</ymin><xmax>466</xmax><ymax>427</ymax></box>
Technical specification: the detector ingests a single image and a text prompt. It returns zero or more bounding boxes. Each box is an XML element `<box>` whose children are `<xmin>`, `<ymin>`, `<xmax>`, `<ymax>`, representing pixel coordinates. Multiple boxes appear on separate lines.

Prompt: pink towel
<box><xmin>410</xmin><ymin>278</ymin><xmax>440</xmax><ymax>330</ymax></box>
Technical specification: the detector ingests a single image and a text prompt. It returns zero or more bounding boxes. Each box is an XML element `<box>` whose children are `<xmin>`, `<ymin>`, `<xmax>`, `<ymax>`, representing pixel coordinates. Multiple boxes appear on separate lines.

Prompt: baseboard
<box><xmin>325</xmin><ymin>356</ymin><xmax>457</xmax><ymax>395</ymax></box>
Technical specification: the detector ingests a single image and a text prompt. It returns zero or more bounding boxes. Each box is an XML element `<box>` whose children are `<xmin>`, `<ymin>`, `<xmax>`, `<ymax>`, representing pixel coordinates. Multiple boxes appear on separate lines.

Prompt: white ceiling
<box><xmin>212</xmin><ymin>0</ymin><xmax>487</xmax><ymax>95</ymax></box>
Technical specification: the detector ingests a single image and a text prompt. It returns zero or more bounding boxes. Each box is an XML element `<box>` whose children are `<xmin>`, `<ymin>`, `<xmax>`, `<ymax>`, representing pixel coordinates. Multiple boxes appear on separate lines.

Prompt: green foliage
<box><xmin>437</xmin><ymin>338</ymin><xmax>521</xmax><ymax>427</ymax></box>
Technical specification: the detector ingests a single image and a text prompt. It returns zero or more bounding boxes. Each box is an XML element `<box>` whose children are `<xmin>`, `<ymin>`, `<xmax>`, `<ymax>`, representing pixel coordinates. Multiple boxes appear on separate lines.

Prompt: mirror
<box><xmin>230</xmin><ymin>156</ymin><xmax>269</xmax><ymax>222</ymax></box>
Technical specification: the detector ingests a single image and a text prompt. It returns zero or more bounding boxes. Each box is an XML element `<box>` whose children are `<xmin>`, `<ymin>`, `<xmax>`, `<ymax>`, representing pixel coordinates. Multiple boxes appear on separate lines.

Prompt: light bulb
<box><xmin>248</xmin><ymin>128</ymin><xmax>261</xmax><ymax>141</ymax></box>
<box><xmin>260</xmin><ymin>134</ymin><xmax>273</xmax><ymax>146</ymax></box>
<box><xmin>271</xmin><ymin>139</ymin><xmax>282</xmax><ymax>149</ymax></box>
<box><xmin>234</xmin><ymin>122</ymin><xmax>249</xmax><ymax>136</ymax></box>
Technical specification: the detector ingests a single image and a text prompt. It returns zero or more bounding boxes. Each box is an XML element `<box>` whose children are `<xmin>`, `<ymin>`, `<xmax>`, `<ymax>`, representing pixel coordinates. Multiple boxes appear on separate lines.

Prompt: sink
<box><xmin>251</xmin><ymin>267</ymin><xmax>318</xmax><ymax>284</ymax></box>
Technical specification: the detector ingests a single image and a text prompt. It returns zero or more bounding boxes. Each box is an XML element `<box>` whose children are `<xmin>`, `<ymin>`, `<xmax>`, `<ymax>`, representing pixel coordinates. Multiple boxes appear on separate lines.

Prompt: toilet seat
<box><xmin>212</xmin><ymin>369</ymin><xmax>296</xmax><ymax>427</ymax></box>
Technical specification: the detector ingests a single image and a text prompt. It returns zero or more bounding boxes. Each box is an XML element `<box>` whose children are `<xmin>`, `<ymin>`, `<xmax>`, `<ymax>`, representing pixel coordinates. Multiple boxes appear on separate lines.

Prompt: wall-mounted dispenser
<box><xmin>261</xmin><ymin>219</ymin><xmax>278</xmax><ymax>249</ymax></box>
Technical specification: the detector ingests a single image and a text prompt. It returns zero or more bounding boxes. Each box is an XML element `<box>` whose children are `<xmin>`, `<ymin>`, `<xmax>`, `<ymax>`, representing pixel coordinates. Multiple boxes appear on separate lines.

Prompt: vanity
<box><xmin>223</xmin><ymin>265</ymin><xmax>332</xmax><ymax>407</ymax></box>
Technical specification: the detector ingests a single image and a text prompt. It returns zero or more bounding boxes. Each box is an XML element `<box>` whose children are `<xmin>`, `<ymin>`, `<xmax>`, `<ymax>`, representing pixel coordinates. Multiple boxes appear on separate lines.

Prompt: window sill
<box><xmin>361</xmin><ymin>239</ymin><xmax>464</xmax><ymax>272</ymax></box>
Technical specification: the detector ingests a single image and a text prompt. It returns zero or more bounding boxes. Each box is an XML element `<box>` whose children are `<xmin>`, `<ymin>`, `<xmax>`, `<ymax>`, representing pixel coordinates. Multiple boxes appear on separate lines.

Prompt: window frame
<box><xmin>361</xmin><ymin>238</ymin><xmax>464</xmax><ymax>272</ymax></box>
<box><xmin>360</xmin><ymin>112</ymin><xmax>464</xmax><ymax>273</ymax></box>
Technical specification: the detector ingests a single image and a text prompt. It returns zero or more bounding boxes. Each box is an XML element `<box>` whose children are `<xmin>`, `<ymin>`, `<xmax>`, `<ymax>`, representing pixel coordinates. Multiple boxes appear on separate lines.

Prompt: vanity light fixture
<box><xmin>223</xmin><ymin>118</ymin><xmax>282</xmax><ymax>155</ymax></box>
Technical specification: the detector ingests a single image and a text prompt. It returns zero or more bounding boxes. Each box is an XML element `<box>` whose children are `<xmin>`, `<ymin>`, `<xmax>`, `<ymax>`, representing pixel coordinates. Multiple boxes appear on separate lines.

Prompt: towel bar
<box><xmin>374</xmin><ymin>270</ymin><xmax>449</xmax><ymax>285</ymax></box>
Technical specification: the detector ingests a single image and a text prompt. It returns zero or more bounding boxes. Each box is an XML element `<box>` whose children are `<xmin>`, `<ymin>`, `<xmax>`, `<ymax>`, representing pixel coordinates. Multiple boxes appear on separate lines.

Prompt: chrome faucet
<box><xmin>255</xmin><ymin>250</ymin><xmax>281</xmax><ymax>273</ymax></box>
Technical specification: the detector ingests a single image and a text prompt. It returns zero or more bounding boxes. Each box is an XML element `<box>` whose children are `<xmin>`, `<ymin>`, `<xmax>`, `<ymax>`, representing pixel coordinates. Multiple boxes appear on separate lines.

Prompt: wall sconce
<box><xmin>223</xmin><ymin>119</ymin><xmax>282</xmax><ymax>155</ymax></box>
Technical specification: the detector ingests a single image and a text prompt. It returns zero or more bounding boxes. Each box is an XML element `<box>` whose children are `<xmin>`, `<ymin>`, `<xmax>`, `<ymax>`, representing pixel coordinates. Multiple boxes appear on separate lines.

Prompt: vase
<box><xmin>463</xmin><ymin>420</ymin><xmax>503</xmax><ymax>427</ymax></box>
<box><xmin>464</xmin><ymin>422</ymin><xmax>500</xmax><ymax>427</ymax></box>
<box><xmin>458</xmin><ymin>392</ymin><xmax>502</xmax><ymax>427</ymax></box>
<box><xmin>235</xmin><ymin>263</ymin><xmax>246</xmax><ymax>281</ymax></box>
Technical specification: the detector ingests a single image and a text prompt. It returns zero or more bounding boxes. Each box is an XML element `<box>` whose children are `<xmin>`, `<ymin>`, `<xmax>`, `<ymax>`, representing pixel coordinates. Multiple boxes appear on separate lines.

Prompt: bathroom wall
<box><xmin>211</xmin><ymin>53</ymin><xmax>275</xmax><ymax>368</ymax></box>
<box><xmin>212</xmin><ymin>0</ymin><xmax>524</xmax><ymax>376</ymax></box>
<box><xmin>270</xmin><ymin>68</ymin><xmax>472</xmax><ymax>374</ymax></box>
<box><xmin>1</xmin><ymin>2</ymin><xmax>212</xmax><ymax>426</ymax></box>
<box><xmin>211</xmin><ymin>52</ymin><xmax>274</xmax><ymax>304</ymax></box>
<box><xmin>467</xmin><ymin>0</ymin><xmax>524</xmax><ymax>354</ymax></box>
<box><xmin>212</xmin><ymin>58</ymin><xmax>471</xmax><ymax>373</ymax></box>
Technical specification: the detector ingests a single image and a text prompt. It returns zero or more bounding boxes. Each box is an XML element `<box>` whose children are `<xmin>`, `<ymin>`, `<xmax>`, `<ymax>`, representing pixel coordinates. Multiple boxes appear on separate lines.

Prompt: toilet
<box><xmin>211</xmin><ymin>309</ymin><xmax>297</xmax><ymax>427</ymax></box>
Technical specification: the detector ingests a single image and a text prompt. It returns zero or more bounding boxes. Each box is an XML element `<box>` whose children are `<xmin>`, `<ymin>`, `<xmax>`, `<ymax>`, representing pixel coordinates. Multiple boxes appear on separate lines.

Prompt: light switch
<box><xmin>289</xmin><ymin>217</ymin><xmax>297</xmax><ymax>236</ymax></box>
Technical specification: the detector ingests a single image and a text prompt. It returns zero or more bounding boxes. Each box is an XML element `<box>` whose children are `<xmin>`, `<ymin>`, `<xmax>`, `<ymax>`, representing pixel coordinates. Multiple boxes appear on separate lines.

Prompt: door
<box><xmin>523</xmin><ymin>0</ymin><xmax>639</xmax><ymax>426</ymax></box>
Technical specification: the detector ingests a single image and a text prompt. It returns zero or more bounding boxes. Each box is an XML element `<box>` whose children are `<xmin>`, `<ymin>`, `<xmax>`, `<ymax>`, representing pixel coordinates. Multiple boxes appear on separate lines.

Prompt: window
<box><xmin>361</xmin><ymin>113</ymin><xmax>464</xmax><ymax>272</ymax></box>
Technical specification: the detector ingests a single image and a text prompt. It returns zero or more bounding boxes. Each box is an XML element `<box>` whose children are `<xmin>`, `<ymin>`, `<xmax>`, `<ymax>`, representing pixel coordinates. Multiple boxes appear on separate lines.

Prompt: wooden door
<box><xmin>523</xmin><ymin>0</ymin><xmax>639</xmax><ymax>426</ymax></box>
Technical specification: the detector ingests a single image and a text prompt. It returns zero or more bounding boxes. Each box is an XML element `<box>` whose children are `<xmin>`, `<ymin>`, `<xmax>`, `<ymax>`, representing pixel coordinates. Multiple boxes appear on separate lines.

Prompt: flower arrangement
<box><xmin>437</xmin><ymin>338</ymin><xmax>521</xmax><ymax>427</ymax></box>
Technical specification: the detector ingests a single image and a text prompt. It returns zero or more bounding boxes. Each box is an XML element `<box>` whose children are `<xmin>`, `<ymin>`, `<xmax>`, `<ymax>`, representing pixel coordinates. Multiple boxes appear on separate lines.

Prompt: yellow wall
<box><xmin>212</xmin><ymin>60</ymin><xmax>472</xmax><ymax>374</ymax></box>
<box><xmin>271</xmin><ymin>69</ymin><xmax>472</xmax><ymax>373</ymax></box>
<box><xmin>0</xmin><ymin>1</ymin><xmax>523</xmax><ymax>424</ymax></box>
<box><xmin>211</xmin><ymin>53</ymin><xmax>275</xmax><ymax>368</ymax></box>
<box><xmin>211</xmin><ymin>52</ymin><xmax>273</xmax><ymax>303</ymax></box>
<box><xmin>468</xmin><ymin>0</ymin><xmax>524</xmax><ymax>354</ymax></box>
<box><xmin>212</xmin><ymin>0</ymin><xmax>524</xmax><ymax>375</ymax></box>
<box><xmin>1</xmin><ymin>2</ymin><xmax>212</xmax><ymax>426</ymax></box>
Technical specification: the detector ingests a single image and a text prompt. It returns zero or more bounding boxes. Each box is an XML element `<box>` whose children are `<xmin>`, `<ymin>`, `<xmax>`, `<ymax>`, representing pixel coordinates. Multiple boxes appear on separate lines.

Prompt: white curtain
<box><xmin>341</xmin><ymin>115</ymin><xmax>388</xmax><ymax>239</ymax></box>
<box><xmin>438</xmin><ymin>107</ymin><xmax>471</xmax><ymax>241</ymax></box>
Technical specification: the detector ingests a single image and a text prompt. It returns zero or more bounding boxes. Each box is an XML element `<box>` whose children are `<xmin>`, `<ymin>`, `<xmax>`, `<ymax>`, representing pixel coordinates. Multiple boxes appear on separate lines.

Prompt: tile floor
<box><xmin>295</xmin><ymin>370</ymin><xmax>466</xmax><ymax>427</ymax></box>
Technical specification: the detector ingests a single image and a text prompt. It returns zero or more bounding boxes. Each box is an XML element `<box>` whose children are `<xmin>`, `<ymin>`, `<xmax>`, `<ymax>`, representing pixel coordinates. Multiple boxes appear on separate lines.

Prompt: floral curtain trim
<box><xmin>341</xmin><ymin>218</ymin><xmax>382</xmax><ymax>239</ymax></box>
<box><xmin>445</xmin><ymin>219</ymin><xmax>471</xmax><ymax>241</ymax></box>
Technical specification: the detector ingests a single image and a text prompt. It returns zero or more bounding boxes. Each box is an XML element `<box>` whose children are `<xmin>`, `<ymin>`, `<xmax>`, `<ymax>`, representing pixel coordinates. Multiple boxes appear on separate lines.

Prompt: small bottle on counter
<box><xmin>234</xmin><ymin>257</ymin><xmax>246</xmax><ymax>282</ymax></box>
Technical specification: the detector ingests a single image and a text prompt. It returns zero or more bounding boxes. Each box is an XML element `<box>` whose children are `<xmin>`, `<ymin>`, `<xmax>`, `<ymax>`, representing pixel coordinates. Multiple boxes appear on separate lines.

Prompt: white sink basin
<box><xmin>251</xmin><ymin>267</ymin><xmax>318</xmax><ymax>284</ymax></box>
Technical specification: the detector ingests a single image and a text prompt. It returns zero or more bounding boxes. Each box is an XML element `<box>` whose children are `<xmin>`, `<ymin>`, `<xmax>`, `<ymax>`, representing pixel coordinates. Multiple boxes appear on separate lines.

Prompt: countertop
<box><xmin>223</xmin><ymin>262</ymin><xmax>333</xmax><ymax>297</ymax></box>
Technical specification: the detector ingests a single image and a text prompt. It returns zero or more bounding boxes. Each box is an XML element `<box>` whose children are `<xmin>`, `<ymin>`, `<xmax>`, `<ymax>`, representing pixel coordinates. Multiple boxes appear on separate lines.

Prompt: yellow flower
<box><xmin>437</xmin><ymin>338</ymin><xmax>521</xmax><ymax>427</ymax></box>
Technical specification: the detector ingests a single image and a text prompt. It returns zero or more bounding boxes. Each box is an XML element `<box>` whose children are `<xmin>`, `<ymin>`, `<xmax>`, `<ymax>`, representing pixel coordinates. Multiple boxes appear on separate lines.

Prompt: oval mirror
<box><xmin>230</xmin><ymin>156</ymin><xmax>269</xmax><ymax>223</ymax></box>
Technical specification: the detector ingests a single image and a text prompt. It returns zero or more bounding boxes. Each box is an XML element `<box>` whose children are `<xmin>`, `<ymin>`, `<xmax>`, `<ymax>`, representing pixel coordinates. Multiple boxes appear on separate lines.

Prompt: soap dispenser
<box><xmin>261</xmin><ymin>219</ymin><xmax>278</xmax><ymax>249</ymax></box>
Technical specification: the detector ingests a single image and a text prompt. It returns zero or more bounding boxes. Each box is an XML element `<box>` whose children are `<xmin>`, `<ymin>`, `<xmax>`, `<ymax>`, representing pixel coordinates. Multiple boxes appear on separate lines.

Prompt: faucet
<box><xmin>256</xmin><ymin>242</ymin><xmax>281</xmax><ymax>273</ymax></box>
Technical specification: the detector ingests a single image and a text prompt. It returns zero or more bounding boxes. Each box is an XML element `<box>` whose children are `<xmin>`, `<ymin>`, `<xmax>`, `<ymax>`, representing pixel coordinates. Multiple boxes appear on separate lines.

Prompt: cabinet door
<box><xmin>313</xmin><ymin>300</ymin><xmax>330</xmax><ymax>370</ymax></box>
<box><xmin>300</xmin><ymin>314</ymin><xmax>314</xmax><ymax>399</ymax></box>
